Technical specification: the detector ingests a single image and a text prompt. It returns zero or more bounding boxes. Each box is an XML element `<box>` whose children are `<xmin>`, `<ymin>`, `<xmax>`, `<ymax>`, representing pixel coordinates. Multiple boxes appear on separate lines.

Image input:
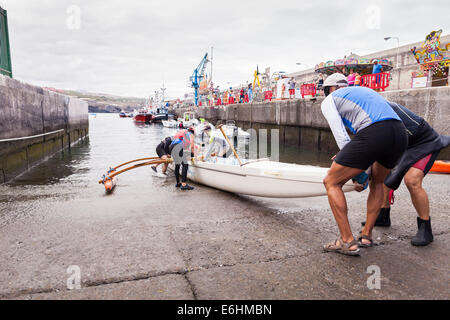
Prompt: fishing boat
<box><xmin>133</xmin><ymin>109</ymin><xmax>154</xmax><ymax>123</ymax></box>
<box><xmin>171</xmin><ymin>158</ymin><xmax>354</xmax><ymax>198</ymax></box>
<box><xmin>153</xmin><ymin>105</ymin><xmax>175</xmax><ymax>123</ymax></box>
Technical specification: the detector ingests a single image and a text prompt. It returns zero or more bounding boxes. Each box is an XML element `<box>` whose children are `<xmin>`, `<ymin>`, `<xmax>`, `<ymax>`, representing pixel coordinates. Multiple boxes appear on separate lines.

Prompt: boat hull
<box><xmin>133</xmin><ymin>114</ymin><xmax>153</xmax><ymax>123</ymax></box>
<box><xmin>172</xmin><ymin>159</ymin><xmax>355</xmax><ymax>198</ymax></box>
<box><xmin>430</xmin><ymin>160</ymin><xmax>450</xmax><ymax>173</ymax></box>
<box><xmin>162</xmin><ymin>120</ymin><xmax>178</xmax><ymax>128</ymax></box>
<box><xmin>153</xmin><ymin>114</ymin><xmax>169</xmax><ymax>123</ymax></box>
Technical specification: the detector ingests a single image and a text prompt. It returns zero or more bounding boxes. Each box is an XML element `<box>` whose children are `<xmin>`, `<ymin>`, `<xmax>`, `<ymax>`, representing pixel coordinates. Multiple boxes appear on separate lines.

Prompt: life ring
<box><xmin>430</xmin><ymin>160</ymin><xmax>450</xmax><ymax>174</ymax></box>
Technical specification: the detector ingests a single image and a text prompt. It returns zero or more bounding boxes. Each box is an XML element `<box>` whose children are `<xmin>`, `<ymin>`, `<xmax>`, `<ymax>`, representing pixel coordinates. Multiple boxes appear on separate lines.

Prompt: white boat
<box><xmin>178</xmin><ymin>112</ymin><xmax>199</xmax><ymax>128</ymax></box>
<box><xmin>162</xmin><ymin>119</ymin><xmax>179</xmax><ymax>128</ymax></box>
<box><xmin>172</xmin><ymin>158</ymin><xmax>355</xmax><ymax>198</ymax></box>
<box><xmin>194</xmin><ymin>122</ymin><xmax>249</xmax><ymax>148</ymax></box>
<box><xmin>221</xmin><ymin>120</ymin><xmax>250</xmax><ymax>140</ymax></box>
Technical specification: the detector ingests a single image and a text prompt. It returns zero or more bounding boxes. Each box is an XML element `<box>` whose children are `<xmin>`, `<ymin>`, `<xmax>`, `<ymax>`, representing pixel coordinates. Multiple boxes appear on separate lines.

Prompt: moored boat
<box><xmin>178</xmin><ymin>112</ymin><xmax>199</xmax><ymax>128</ymax></box>
<box><xmin>162</xmin><ymin>119</ymin><xmax>179</xmax><ymax>128</ymax></box>
<box><xmin>119</xmin><ymin>110</ymin><xmax>127</xmax><ymax>118</ymax></box>
<box><xmin>133</xmin><ymin>110</ymin><xmax>154</xmax><ymax>123</ymax></box>
<box><xmin>153</xmin><ymin>106</ymin><xmax>173</xmax><ymax>123</ymax></box>
<box><xmin>221</xmin><ymin>120</ymin><xmax>250</xmax><ymax>140</ymax></box>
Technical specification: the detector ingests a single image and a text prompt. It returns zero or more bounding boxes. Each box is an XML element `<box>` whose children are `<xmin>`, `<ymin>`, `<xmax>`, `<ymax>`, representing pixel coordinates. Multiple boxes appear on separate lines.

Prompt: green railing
<box><xmin>0</xmin><ymin>6</ymin><xmax>12</xmax><ymax>78</ymax></box>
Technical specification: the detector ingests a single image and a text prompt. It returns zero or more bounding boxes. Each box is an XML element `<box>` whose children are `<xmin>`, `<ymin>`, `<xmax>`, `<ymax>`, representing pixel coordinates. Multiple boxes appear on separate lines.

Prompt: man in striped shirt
<box><xmin>320</xmin><ymin>73</ymin><xmax>408</xmax><ymax>256</ymax></box>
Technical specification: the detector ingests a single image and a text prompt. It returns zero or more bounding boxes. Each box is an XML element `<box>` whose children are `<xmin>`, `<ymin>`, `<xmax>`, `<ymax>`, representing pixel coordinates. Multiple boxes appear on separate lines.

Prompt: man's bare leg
<box><xmin>361</xmin><ymin>162</ymin><xmax>392</xmax><ymax>244</ymax></box>
<box><xmin>404</xmin><ymin>167</ymin><xmax>429</xmax><ymax>220</ymax></box>
<box><xmin>381</xmin><ymin>185</ymin><xmax>390</xmax><ymax>208</ymax></box>
<box><xmin>323</xmin><ymin>162</ymin><xmax>363</xmax><ymax>249</ymax></box>
<box><xmin>162</xmin><ymin>162</ymin><xmax>169</xmax><ymax>174</ymax></box>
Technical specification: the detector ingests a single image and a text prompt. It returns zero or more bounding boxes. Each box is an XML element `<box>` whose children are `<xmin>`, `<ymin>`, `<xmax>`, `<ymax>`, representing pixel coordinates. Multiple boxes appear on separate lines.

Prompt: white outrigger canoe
<box><xmin>176</xmin><ymin>158</ymin><xmax>355</xmax><ymax>198</ymax></box>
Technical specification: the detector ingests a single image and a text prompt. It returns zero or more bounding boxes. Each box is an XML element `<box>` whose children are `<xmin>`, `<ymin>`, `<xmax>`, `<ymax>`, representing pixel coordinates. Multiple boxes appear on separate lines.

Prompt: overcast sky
<box><xmin>1</xmin><ymin>0</ymin><xmax>449</xmax><ymax>99</ymax></box>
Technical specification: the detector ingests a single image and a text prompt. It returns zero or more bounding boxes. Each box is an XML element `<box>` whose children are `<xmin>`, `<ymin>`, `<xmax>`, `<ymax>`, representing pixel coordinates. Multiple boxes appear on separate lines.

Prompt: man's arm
<box><xmin>321</xmin><ymin>95</ymin><xmax>351</xmax><ymax>150</ymax></box>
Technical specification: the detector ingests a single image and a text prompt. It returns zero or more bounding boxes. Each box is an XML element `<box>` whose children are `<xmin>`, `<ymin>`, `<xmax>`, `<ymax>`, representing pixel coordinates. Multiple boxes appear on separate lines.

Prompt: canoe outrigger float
<box><xmin>99</xmin><ymin>125</ymin><xmax>355</xmax><ymax>197</ymax></box>
<box><xmin>99</xmin><ymin>157</ymin><xmax>172</xmax><ymax>193</ymax></box>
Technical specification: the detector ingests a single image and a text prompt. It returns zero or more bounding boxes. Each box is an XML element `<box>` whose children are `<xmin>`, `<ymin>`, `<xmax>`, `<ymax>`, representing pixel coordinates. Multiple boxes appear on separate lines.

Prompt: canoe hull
<box><xmin>173</xmin><ymin>159</ymin><xmax>355</xmax><ymax>198</ymax></box>
<box><xmin>430</xmin><ymin>160</ymin><xmax>450</xmax><ymax>174</ymax></box>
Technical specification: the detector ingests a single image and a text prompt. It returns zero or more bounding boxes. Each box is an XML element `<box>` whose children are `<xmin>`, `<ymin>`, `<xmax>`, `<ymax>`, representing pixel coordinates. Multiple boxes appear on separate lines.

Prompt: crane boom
<box><xmin>189</xmin><ymin>53</ymin><xmax>209</xmax><ymax>106</ymax></box>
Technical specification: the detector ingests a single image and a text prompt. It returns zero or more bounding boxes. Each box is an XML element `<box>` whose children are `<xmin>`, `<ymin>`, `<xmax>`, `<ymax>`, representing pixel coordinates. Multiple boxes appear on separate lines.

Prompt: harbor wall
<box><xmin>177</xmin><ymin>86</ymin><xmax>450</xmax><ymax>159</ymax></box>
<box><xmin>0</xmin><ymin>75</ymin><xmax>89</xmax><ymax>183</ymax></box>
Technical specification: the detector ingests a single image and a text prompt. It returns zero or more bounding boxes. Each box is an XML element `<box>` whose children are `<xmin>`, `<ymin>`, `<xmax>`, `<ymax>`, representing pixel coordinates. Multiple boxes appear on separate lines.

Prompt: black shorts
<box><xmin>156</xmin><ymin>142</ymin><xmax>168</xmax><ymax>158</ymax></box>
<box><xmin>335</xmin><ymin>120</ymin><xmax>408</xmax><ymax>170</ymax></box>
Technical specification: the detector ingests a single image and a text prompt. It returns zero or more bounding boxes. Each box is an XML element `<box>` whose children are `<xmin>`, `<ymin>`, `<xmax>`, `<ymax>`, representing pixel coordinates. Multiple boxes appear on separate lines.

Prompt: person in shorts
<box><xmin>151</xmin><ymin>136</ymin><xmax>172</xmax><ymax>175</ymax></box>
<box><xmin>320</xmin><ymin>73</ymin><xmax>408</xmax><ymax>256</ymax></box>
<box><xmin>361</xmin><ymin>101</ymin><xmax>450</xmax><ymax>246</ymax></box>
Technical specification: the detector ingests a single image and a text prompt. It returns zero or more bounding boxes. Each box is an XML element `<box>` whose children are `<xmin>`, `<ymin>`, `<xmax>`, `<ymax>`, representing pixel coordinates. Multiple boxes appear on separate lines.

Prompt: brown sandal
<box><xmin>323</xmin><ymin>238</ymin><xmax>360</xmax><ymax>256</ymax></box>
<box><xmin>358</xmin><ymin>233</ymin><xmax>373</xmax><ymax>248</ymax></box>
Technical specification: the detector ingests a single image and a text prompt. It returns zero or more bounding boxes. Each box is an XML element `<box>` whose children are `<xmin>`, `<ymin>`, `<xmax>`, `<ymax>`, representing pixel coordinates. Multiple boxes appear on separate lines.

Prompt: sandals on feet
<box><xmin>323</xmin><ymin>238</ymin><xmax>360</xmax><ymax>256</ymax></box>
<box><xmin>358</xmin><ymin>233</ymin><xmax>374</xmax><ymax>248</ymax></box>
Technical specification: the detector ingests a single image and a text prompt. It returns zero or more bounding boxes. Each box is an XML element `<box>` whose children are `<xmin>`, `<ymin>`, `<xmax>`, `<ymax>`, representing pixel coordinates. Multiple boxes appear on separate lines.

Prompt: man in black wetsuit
<box><xmin>151</xmin><ymin>136</ymin><xmax>172</xmax><ymax>176</ymax></box>
<box><xmin>362</xmin><ymin>101</ymin><xmax>450</xmax><ymax>246</ymax></box>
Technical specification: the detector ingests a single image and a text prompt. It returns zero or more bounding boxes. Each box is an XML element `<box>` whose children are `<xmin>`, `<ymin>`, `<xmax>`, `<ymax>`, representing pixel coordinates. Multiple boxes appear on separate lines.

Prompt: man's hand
<box><xmin>353</xmin><ymin>181</ymin><xmax>366</xmax><ymax>192</ymax></box>
<box><xmin>352</xmin><ymin>171</ymin><xmax>369</xmax><ymax>192</ymax></box>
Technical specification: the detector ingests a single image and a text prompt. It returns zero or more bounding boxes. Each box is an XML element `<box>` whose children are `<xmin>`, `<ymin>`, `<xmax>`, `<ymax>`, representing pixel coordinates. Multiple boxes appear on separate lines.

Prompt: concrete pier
<box><xmin>0</xmin><ymin>75</ymin><xmax>88</xmax><ymax>183</ymax></box>
<box><xmin>0</xmin><ymin>169</ymin><xmax>448</xmax><ymax>299</ymax></box>
<box><xmin>181</xmin><ymin>86</ymin><xmax>450</xmax><ymax>159</ymax></box>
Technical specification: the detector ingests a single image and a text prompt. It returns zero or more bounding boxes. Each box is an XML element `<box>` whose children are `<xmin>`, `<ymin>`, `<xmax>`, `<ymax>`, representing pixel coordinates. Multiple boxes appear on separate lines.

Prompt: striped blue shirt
<box><xmin>321</xmin><ymin>86</ymin><xmax>401</xmax><ymax>149</ymax></box>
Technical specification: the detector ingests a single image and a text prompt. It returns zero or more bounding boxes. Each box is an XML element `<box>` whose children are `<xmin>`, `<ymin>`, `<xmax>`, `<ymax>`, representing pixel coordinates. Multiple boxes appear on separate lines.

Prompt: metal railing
<box><xmin>0</xmin><ymin>129</ymin><xmax>64</xmax><ymax>143</ymax></box>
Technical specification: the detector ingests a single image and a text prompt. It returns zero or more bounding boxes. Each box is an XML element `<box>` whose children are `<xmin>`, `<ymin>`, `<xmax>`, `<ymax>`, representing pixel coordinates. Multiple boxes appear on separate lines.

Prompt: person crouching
<box><xmin>151</xmin><ymin>136</ymin><xmax>172</xmax><ymax>176</ymax></box>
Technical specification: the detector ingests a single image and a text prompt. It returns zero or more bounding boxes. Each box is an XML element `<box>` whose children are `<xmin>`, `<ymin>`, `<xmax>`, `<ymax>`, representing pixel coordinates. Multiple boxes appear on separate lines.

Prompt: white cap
<box><xmin>323</xmin><ymin>73</ymin><xmax>348</xmax><ymax>88</ymax></box>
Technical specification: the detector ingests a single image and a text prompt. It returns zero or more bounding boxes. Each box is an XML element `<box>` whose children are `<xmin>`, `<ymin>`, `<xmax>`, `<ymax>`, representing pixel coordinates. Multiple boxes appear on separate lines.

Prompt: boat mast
<box><xmin>161</xmin><ymin>83</ymin><xmax>166</xmax><ymax>104</ymax></box>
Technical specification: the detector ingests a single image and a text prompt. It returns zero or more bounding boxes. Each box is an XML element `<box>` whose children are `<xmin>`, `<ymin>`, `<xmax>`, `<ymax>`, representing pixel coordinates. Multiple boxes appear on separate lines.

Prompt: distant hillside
<box><xmin>60</xmin><ymin>89</ymin><xmax>146</xmax><ymax>113</ymax></box>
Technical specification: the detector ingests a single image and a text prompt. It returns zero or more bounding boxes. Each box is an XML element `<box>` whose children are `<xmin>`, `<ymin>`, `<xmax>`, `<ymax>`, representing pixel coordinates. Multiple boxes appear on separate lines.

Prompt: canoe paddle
<box><xmin>217</xmin><ymin>124</ymin><xmax>243</xmax><ymax>166</ymax></box>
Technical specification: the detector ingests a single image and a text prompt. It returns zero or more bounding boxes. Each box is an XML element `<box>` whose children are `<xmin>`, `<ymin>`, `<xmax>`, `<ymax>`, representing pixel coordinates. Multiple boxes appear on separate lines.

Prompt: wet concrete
<box><xmin>0</xmin><ymin>114</ymin><xmax>449</xmax><ymax>300</ymax></box>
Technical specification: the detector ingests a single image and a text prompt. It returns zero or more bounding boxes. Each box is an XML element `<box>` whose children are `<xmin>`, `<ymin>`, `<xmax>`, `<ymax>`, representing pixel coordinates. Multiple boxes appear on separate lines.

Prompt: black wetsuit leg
<box><xmin>174</xmin><ymin>164</ymin><xmax>181</xmax><ymax>184</ymax></box>
<box><xmin>181</xmin><ymin>163</ymin><xmax>188</xmax><ymax>183</ymax></box>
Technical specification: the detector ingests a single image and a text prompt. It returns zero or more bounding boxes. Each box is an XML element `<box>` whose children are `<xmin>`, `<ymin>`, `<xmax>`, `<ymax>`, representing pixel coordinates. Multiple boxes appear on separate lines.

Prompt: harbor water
<box><xmin>1</xmin><ymin>113</ymin><xmax>334</xmax><ymax>192</ymax></box>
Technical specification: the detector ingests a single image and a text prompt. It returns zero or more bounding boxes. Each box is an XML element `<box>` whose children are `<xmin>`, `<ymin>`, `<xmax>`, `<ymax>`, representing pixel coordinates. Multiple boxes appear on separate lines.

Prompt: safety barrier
<box><xmin>301</xmin><ymin>83</ymin><xmax>317</xmax><ymax>98</ymax></box>
<box><xmin>361</xmin><ymin>72</ymin><xmax>390</xmax><ymax>91</ymax></box>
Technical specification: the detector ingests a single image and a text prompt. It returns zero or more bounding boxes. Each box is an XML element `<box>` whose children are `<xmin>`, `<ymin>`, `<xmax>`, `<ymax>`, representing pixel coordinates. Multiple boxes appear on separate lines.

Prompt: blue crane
<box><xmin>189</xmin><ymin>53</ymin><xmax>209</xmax><ymax>106</ymax></box>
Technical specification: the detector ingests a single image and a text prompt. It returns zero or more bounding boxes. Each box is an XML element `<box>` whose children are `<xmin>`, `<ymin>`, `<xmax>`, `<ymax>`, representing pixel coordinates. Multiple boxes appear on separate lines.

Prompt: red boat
<box><xmin>133</xmin><ymin>110</ymin><xmax>154</xmax><ymax>124</ymax></box>
<box><xmin>119</xmin><ymin>111</ymin><xmax>127</xmax><ymax>118</ymax></box>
